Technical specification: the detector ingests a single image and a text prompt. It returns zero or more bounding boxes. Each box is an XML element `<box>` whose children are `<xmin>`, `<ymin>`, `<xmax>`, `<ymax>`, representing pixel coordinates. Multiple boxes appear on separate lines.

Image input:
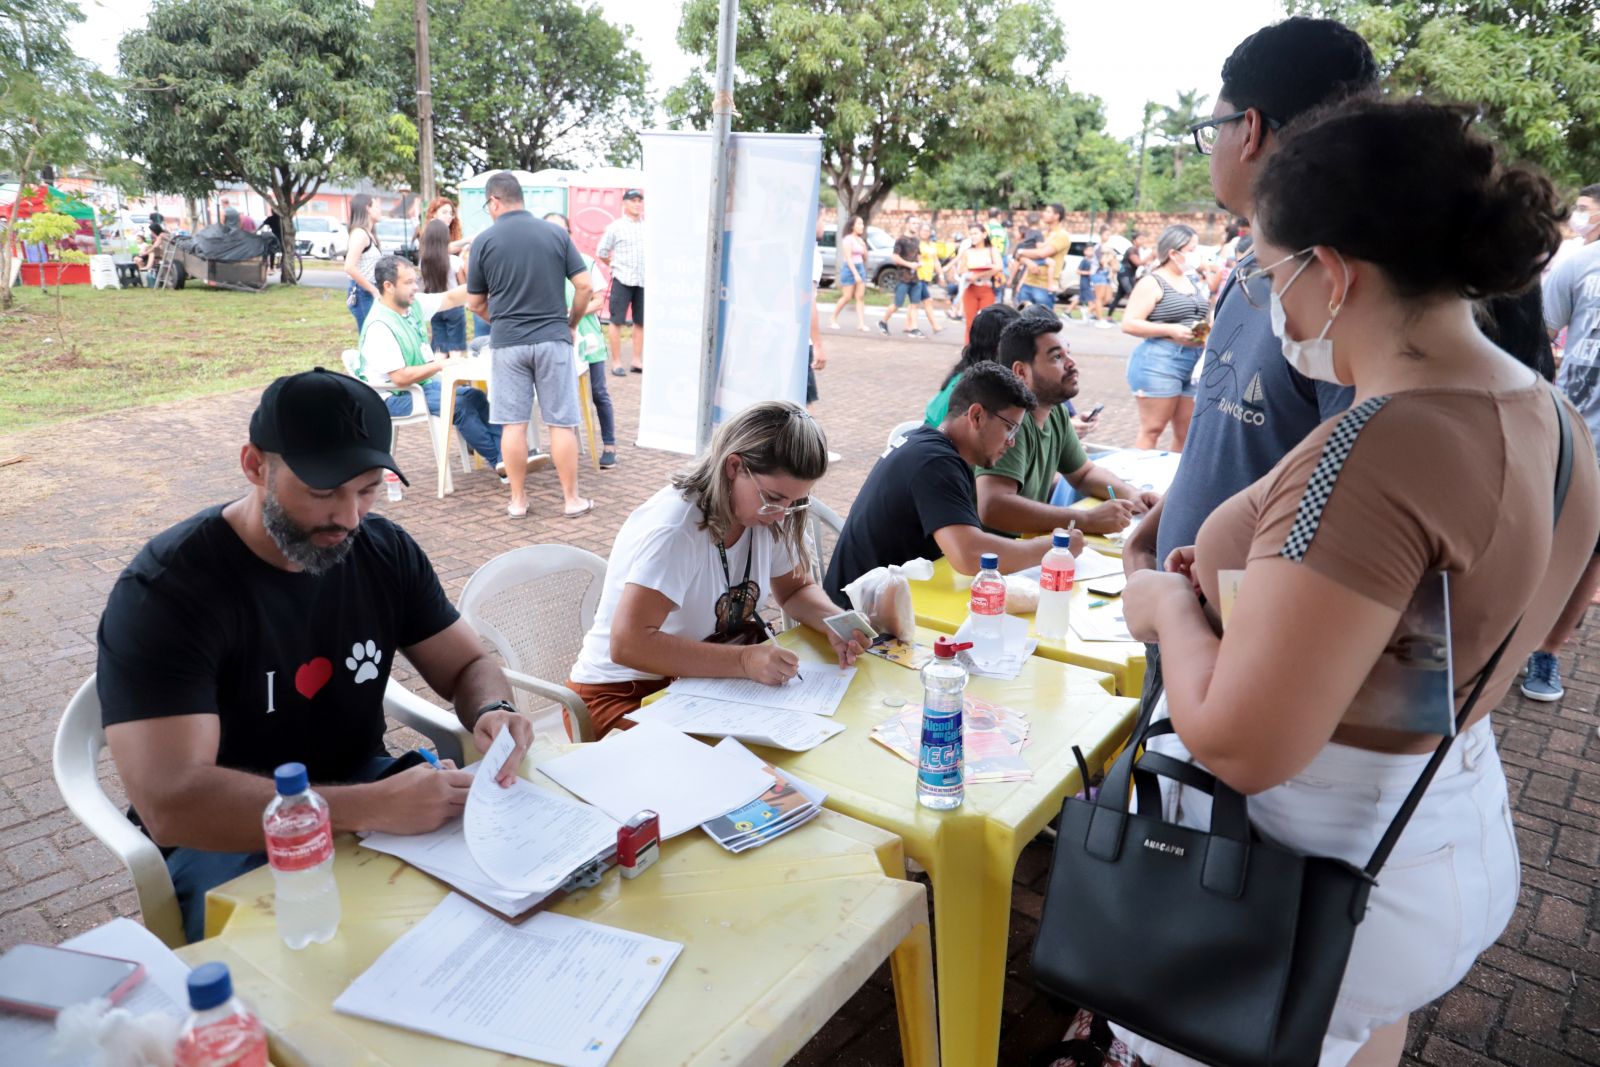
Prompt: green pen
<box><xmin>1107</xmin><ymin>486</ymin><xmax>1116</xmax><ymax>501</ymax></box>
<box><xmin>1088</xmin><ymin>599</ymin><xmax>1110</xmax><ymax>608</ymax></box>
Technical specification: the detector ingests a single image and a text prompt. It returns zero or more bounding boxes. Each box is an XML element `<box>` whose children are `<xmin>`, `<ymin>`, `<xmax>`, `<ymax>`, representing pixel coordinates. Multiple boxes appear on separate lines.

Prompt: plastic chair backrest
<box><xmin>51</xmin><ymin>676</ymin><xmax>186</xmax><ymax>948</ymax></box>
<box><xmin>803</xmin><ymin>497</ymin><xmax>845</xmax><ymax>587</ymax></box>
<box><xmin>458</xmin><ymin>545</ymin><xmax>608</xmax><ymax>718</ymax></box>
<box><xmin>884</xmin><ymin>419</ymin><xmax>922</xmax><ymax>456</ymax></box>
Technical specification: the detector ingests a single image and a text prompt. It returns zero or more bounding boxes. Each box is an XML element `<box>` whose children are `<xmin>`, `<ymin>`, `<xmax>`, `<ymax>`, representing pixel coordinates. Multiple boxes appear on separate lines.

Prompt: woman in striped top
<box><xmin>1121</xmin><ymin>224</ymin><xmax>1211</xmax><ymax>449</ymax></box>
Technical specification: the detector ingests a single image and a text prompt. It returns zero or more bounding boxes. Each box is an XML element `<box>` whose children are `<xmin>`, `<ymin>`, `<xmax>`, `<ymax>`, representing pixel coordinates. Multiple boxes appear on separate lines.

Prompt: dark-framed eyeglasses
<box><xmin>991</xmin><ymin>410</ymin><xmax>1022</xmax><ymax>443</ymax></box>
<box><xmin>1187</xmin><ymin>109</ymin><xmax>1282</xmax><ymax>156</ymax></box>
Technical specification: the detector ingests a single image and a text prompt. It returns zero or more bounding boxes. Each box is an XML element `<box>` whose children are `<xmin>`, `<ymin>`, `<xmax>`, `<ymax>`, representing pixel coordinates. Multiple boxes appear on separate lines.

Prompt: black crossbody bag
<box><xmin>1031</xmin><ymin>396</ymin><xmax>1574</xmax><ymax>1067</ymax></box>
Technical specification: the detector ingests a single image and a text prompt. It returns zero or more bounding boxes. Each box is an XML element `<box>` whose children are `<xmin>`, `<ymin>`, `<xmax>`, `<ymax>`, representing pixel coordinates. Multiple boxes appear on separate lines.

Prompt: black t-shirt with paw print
<box><xmin>97</xmin><ymin>505</ymin><xmax>459</xmax><ymax>783</ymax></box>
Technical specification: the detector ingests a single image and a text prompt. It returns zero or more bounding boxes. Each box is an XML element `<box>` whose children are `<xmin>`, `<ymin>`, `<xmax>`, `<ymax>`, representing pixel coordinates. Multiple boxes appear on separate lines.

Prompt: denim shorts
<box><xmin>895</xmin><ymin>279</ymin><xmax>929</xmax><ymax>305</ymax></box>
<box><xmin>489</xmin><ymin>340</ymin><xmax>581</xmax><ymax>428</ymax></box>
<box><xmin>429</xmin><ymin>305</ymin><xmax>466</xmax><ymax>351</ymax></box>
<box><xmin>838</xmin><ymin>261</ymin><xmax>866</xmax><ymax>286</ymax></box>
<box><xmin>1121</xmin><ymin>711</ymin><xmax>1518</xmax><ymax>1067</ymax></box>
<box><xmin>1127</xmin><ymin>337</ymin><xmax>1201</xmax><ymax>399</ymax></box>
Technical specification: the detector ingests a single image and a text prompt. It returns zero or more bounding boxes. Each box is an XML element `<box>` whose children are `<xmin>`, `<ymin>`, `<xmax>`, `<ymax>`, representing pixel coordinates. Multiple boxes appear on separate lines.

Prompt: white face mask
<box><xmin>1268</xmin><ymin>251</ymin><xmax>1349</xmax><ymax>384</ymax></box>
<box><xmin>1572</xmin><ymin>210</ymin><xmax>1594</xmax><ymax>235</ymax></box>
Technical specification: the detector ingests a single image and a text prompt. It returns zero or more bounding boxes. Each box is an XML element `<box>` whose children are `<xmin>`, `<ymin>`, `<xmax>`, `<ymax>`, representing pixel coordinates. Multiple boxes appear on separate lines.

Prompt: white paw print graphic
<box><xmin>346</xmin><ymin>640</ymin><xmax>382</xmax><ymax>684</ymax></box>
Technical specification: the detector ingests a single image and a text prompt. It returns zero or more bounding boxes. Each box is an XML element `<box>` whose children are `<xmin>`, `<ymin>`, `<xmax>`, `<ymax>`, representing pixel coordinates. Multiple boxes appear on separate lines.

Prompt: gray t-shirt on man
<box><xmin>1546</xmin><ymin>240</ymin><xmax>1600</xmax><ymax>460</ymax></box>
<box><xmin>466</xmin><ymin>209</ymin><xmax>586</xmax><ymax>348</ymax></box>
<box><xmin>1155</xmin><ymin>252</ymin><xmax>1355</xmax><ymax>563</ymax></box>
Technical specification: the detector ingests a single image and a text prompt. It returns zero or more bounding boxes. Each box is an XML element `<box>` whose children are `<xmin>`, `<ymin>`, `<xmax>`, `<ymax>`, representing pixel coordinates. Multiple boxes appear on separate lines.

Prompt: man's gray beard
<box><xmin>262</xmin><ymin>486</ymin><xmax>358</xmax><ymax>575</ymax></box>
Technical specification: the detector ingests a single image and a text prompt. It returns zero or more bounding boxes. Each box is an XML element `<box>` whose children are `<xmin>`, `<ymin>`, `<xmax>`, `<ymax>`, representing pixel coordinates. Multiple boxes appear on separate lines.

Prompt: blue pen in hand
<box><xmin>417</xmin><ymin>748</ymin><xmax>442</xmax><ymax>770</ymax></box>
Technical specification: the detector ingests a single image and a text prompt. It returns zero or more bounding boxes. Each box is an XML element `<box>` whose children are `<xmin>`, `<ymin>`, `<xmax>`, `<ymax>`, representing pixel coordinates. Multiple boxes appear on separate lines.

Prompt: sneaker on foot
<box><xmin>877</xmin><ymin>320</ymin><xmax>889</xmax><ymax>336</ymax></box>
<box><xmin>600</xmin><ymin>449</ymin><xmax>617</xmax><ymax>469</ymax></box>
<box><xmin>1520</xmin><ymin>651</ymin><xmax>1563</xmax><ymax>702</ymax></box>
<box><xmin>906</xmin><ymin>328</ymin><xmax>926</xmax><ymax>338</ymax></box>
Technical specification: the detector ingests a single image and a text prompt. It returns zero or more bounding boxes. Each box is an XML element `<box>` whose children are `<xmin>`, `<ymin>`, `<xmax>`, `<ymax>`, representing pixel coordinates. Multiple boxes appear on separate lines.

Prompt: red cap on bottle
<box><xmin>933</xmin><ymin>636</ymin><xmax>973</xmax><ymax>659</ymax></box>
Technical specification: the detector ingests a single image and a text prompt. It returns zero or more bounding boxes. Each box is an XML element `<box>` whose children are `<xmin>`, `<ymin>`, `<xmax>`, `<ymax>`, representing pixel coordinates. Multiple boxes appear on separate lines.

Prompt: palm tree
<box><xmin>1157</xmin><ymin>89</ymin><xmax>1211</xmax><ymax>183</ymax></box>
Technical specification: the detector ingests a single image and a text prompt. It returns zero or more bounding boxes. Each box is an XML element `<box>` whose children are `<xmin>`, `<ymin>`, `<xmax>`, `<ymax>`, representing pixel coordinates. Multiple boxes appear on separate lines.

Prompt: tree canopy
<box><xmin>667</xmin><ymin>0</ymin><xmax>1068</xmax><ymax>225</ymax></box>
<box><xmin>371</xmin><ymin>0</ymin><xmax>651</xmax><ymax>185</ymax></box>
<box><xmin>117</xmin><ymin>0</ymin><xmax>415</xmax><ymax>275</ymax></box>
<box><xmin>1289</xmin><ymin>1</ymin><xmax>1600</xmax><ymax>188</ymax></box>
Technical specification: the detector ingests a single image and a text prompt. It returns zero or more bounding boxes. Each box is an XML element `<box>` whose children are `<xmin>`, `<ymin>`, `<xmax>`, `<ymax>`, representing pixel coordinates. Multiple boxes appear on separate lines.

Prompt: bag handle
<box><xmin>1360</xmin><ymin>391</ymin><xmax>1573</xmax><ymax>879</ymax></box>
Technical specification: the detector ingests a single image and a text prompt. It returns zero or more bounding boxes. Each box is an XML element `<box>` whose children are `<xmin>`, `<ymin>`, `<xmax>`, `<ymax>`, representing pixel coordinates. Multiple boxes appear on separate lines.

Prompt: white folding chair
<box><xmin>884</xmin><ymin>419</ymin><xmax>922</xmax><ymax>456</ymax></box>
<box><xmin>90</xmin><ymin>254</ymin><xmax>119</xmax><ymax>290</ymax></box>
<box><xmin>338</xmin><ymin>350</ymin><xmax>468</xmax><ymax>487</ymax></box>
<box><xmin>457</xmin><ymin>545</ymin><xmax>606</xmax><ymax>742</ymax></box>
<box><xmin>53</xmin><ymin>675</ymin><xmax>474</xmax><ymax>949</ymax></box>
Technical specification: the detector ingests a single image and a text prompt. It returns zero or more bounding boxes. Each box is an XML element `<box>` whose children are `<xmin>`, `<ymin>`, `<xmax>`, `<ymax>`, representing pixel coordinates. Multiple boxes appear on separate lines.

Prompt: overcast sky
<box><xmin>73</xmin><ymin>0</ymin><xmax>1286</xmax><ymax>140</ymax></box>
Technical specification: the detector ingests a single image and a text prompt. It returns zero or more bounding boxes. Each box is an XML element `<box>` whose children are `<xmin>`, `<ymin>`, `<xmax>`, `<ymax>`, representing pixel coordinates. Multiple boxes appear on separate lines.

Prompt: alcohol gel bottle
<box><xmin>1035</xmin><ymin>529</ymin><xmax>1076</xmax><ymax>640</ymax></box>
<box><xmin>173</xmin><ymin>963</ymin><xmax>268</xmax><ymax>1067</ymax></box>
<box><xmin>263</xmin><ymin>762</ymin><xmax>340</xmax><ymax>949</ymax></box>
<box><xmin>968</xmin><ymin>552</ymin><xmax>1007</xmax><ymax>664</ymax></box>
<box><xmin>384</xmin><ymin>469</ymin><xmax>403</xmax><ymax>502</ymax></box>
<box><xmin>918</xmin><ymin>636</ymin><xmax>972</xmax><ymax>810</ymax></box>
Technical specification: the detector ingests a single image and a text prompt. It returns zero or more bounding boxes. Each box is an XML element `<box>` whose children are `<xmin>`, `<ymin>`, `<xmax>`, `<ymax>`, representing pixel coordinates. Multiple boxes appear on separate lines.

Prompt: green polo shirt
<box><xmin>975</xmin><ymin>404</ymin><xmax>1088</xmax><ymax>506</ymax></box>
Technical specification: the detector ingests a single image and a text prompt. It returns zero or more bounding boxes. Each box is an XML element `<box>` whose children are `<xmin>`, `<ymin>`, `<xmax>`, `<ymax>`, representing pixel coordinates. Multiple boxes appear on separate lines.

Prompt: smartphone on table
<box><xmin>0</xmin><ymin>943</ymin><xmax>145</xmax><ymax>1018</ymax></box>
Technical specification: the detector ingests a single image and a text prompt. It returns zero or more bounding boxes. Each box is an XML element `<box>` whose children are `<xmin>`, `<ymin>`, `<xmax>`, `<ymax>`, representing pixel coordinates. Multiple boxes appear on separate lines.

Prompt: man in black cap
<box><xmin>597</xmin><ymin>188</ymin><xmax>646</xmax><ymax>375</ymax></box>
<box><xmin>96</xmin><ymin>369</ymin><xmax>534</xmax><ymax>942</ymax></box>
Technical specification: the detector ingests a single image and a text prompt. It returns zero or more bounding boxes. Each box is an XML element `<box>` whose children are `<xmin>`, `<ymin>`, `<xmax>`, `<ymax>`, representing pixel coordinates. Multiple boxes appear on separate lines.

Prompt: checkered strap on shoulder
<box><xmin>1278</xmin><ymin>396</ymin><xmax>1391</xmax><ymax>563</ymax></box>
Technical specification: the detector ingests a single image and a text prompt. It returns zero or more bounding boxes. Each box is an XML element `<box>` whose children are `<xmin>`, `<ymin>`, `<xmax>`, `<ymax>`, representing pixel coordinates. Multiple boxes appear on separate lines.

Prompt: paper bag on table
<box><xmin>842</xmin><ymin>557</ymin><xmax>935</xmax><ymax>640</ymax></box>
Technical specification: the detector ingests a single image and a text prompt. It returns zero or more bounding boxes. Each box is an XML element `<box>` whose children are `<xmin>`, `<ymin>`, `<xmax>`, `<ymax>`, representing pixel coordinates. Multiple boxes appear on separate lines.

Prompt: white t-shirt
<box><xmin>359</xmin><ymin>291</ymin><xmax>449</xmax><ymax>390</ymax></box>
<box><xmin>570</xmin><ymin>486</ymin><xmax>798</xmax><ymax>684</ymax></box>
<box><xmin>1102</xmin><ymin>234</ymin><xmax>1132</xmax><ymax>258</ymax></box>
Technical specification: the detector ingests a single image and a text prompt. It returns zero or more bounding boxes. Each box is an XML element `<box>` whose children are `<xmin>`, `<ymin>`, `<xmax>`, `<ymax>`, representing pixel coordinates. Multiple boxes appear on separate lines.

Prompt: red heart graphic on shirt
<box><xmin>295</xmin><ymin>657</ymin><xmax>333</xmax><ymax>700</ymax></box>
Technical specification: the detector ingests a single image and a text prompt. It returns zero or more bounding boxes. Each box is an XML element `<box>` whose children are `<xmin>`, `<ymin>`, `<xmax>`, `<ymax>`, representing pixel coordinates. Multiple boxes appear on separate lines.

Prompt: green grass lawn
<box><xmin>1</xmin><ymin>282</ymin><xmax>357</xmax><ymax>436</ymax></box>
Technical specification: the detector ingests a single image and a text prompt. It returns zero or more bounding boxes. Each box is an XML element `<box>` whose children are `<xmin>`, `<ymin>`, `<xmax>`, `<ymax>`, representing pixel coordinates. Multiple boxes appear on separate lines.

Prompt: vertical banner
<box><xmin>637</xmin><ymin>131</ymin><xmax>823</xmax><ymax>455</ymax></box>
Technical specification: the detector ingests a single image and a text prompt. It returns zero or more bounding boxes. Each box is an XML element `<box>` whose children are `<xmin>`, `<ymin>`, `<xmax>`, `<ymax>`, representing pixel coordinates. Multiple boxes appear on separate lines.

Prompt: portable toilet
<box><xmin>567</xmin><ymin>167</ymin><xmax>644</xmax><ymax>261</ymax></box>
<box><xmin>457</xmin><ymin>169</ymin><xmax>573</xmax><ymax>238</ymax></box>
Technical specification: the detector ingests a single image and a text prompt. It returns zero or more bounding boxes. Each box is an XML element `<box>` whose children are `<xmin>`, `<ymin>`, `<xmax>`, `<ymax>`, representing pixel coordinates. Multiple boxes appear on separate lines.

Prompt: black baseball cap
<box><xmin>622</xmin><ymin>188</ymin><xmax>644</xmax><ymax>201</ymax></box>
<box><xmin>249</xmin><ymin>368</ymin><xmax>408</xmax><ymax>489</ymax></box>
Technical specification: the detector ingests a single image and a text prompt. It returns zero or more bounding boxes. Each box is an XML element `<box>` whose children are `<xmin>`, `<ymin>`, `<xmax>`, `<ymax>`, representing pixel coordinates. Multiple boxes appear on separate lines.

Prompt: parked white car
<box><xmin>294</xmin><ymin>217</ymin><xmax>349</xmax><ymax>259</ymax></box>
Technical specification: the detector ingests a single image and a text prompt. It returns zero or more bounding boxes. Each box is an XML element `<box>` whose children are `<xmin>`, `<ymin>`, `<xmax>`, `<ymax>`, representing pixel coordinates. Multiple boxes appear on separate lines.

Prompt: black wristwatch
<box><xmin>474</xmin><ymin>699</ymin><xmax>517</xmax><ymax>724</ymax></box>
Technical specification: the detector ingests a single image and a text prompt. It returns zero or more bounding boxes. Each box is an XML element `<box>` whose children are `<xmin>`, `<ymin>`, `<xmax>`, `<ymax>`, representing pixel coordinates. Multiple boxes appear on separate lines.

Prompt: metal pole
<box><xmin>414</xmin><ymin>0</ymin><xmax>437</xmax><ymax>205</ymax></box>
<box><xmin>695</xmin><ymin>0</ymin><xmax>738</xmax><ymax>455</ymax></box>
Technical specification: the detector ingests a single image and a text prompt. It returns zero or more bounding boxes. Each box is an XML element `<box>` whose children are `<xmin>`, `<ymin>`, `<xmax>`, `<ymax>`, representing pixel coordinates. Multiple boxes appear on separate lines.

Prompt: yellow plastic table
<box><xmin>760</xmin><ymin>626</ymin><xmax>1138</xmax><ymax>1067</ymax></box>
<box><xmin>176</xmin><ymin>740</ymin><xmax>938</xmax><ymax>1067</ymax></box>
<box><xmin>911</xmin><ymin>557</ymin><xmax>1148</xmax><ymax>696</ymax></box>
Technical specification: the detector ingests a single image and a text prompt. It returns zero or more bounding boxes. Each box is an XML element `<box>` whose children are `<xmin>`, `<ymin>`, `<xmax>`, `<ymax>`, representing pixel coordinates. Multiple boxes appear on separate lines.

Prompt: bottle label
<box><xmin>917</xmin><ymin>709</ymin><xmax>964</xmax><ymax>794</ymax></box>
<box><xmin>970</xmin><ymin>586</ymin><xmax>1005</xmax><ymax>616</ymax></box>
<box><xmin>174</xmin><ymin>1018</ymin><xmax>268</xmax><ymax>1067</ymax></box>
<box><xmin>1041</xmin><ymin>563</ymin><xmax>1075</xmax><ymax>593</ymax></box>
<box><xmin>265</xmin><ymin>806</ymin><xmax>333</xmax><ymax>872</ymax></box>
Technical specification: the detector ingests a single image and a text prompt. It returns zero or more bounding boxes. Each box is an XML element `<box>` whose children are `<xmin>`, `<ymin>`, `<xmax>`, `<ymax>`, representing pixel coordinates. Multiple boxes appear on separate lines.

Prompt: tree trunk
<box><xmin>0</xmin><ymin>145</ymin><xmax>37</xmax><ymax>311</ymax></box>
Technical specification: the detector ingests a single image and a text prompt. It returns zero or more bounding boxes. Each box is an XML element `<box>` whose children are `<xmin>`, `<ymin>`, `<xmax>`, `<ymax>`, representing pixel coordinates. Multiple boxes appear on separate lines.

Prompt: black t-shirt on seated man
<box><xmin>824</xmin><ymin>426</ymin><xmax>980</xmax><ymax>606</ymax></box>
<box><xmin>96</xmin><ymin>505</ymin><xmax>460</xmax><ymax>786</ymax></box>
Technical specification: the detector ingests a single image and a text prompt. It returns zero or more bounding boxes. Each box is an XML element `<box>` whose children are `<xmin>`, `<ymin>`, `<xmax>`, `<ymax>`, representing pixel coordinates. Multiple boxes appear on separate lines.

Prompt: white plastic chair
<box><xmin>53</xmin><ymin>674</ymin><xmax>474</xmax><ymax>949</ymax></box>
<box><xmin>783</xmin><ymin>497</ymin><xmax>846</xmax><ymax>629</ymax></box>
<box><xmin>89</xmin><ymin>254</ymin><xmax>119</xmax><ymax>290</ymax></box>
<box><xmin>457</xmin><ymin>546</ymin><xmax>605</xmax><ymax>742</ymax></box>
<box><xmin>884</xmin><ymin>419</ymin><xmax>922</xmax><ymax>456</ymax></box>
<box><xmin>338</xmin><ymin>350</ymin><xmax>468</xmax><ymax>484</ymax></box>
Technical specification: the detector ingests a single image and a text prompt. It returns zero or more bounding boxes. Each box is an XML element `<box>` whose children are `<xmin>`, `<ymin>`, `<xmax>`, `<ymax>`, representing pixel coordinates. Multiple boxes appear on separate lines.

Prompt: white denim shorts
<box><xmin>1114</xmin><ymin>700</ymin><xmax>1519</xmax><ymax>1067</ymax></box>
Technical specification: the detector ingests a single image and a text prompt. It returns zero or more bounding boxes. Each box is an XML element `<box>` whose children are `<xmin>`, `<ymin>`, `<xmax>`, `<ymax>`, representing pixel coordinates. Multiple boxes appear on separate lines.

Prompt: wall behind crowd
<box><xmin>820</xmin><ymin>207</ymin><xmax>1234</xmax><ymax>244</ymax></box>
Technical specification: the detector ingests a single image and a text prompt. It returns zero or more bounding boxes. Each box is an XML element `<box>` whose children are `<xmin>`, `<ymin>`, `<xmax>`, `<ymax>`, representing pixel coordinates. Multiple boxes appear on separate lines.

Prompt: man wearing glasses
<box><xmin>824</xmin><ymin>363</ymin><xmax>1080</xmax><ymax>605</ymax></box>
<box><xmin>1121</xmin><ymin>17</ymin><xmax>1378</xmax><ymax>577</ymax></box>
<box><xmin>976</xmin><ymin>314</ymin><xmax>1160</xmax><ymax>536</ymax></box>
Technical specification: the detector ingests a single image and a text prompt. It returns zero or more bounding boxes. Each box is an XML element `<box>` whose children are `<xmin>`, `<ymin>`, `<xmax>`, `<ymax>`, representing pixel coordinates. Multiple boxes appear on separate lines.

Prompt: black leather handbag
<box><xmin>1031</xmin><ymin>397</ymin><xmax>1574</xmax><ymax>1067</ymax></box>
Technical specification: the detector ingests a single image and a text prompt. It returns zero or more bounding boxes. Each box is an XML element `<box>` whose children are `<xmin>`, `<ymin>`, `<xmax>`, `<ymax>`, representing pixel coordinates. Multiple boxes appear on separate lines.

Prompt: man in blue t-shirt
<box><xmin>1123</xmin><ymin>18</ymin><xmax>1378</xmax><ymax>576</ymax></box>
<box><xmin>1521</xmin><ymin>182</ymin><xmax>1600</xmax><ymax>702</ymax></box>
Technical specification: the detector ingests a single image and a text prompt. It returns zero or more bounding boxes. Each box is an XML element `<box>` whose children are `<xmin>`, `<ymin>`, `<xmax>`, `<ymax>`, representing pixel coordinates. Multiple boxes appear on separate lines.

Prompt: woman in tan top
<box><xmin>1119</xmin><ymin>99</ymin><xmax>1600</xmax><ymax>1067</ymax></box>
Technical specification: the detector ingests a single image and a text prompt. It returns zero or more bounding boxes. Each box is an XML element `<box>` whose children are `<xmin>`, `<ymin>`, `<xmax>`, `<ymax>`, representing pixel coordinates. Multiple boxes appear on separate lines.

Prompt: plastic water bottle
<box><xmin>384</xmin><ymin>469</ymin><xmax>403</xmax><ymax>502</ymax></box>
<box><xmin>918</xmin><ymin>636</ymin><xmax>971</xmax><ymax>810</ymax></box>
<box><xmin>263</xmin><ymin>762</ymin><xmax>340</xmax><ymax>949</ymax></box>
<box><xmin>173</xmin><ymin>962</ymin><xmax>268</xmax><ymax>1067</ymax></box>
<box><xmin>968</xmin><ymin>552</ymin><xmax>1007</xmax><ymax>664</ymax></box>
<box><xmin>1035</xmin><ymin>529</ymin><xmax>1076</xmax><ymax>640</ymax></box>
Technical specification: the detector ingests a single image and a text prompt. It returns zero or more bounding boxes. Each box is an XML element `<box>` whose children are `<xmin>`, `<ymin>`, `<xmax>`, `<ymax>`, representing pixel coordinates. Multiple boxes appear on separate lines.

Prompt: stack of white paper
<box><xmin>1016</xmin><ymin>545</ymin><xmax>1123</xmax><ymax>585</ymax></box>
<box><xmin>626</xmin><ymin>691</ymin><xmax>846</xmax><ymax>751</ymax></box>
<box><xmin>334</xmin><ymin>893</ymin><xmax>681</xmax><ymax>1067</ymax></box>
<box><xmin>699</xmin><ymin>740</ymin><xmax>827</xmax><ymax>852</ymax></box>
<box><xmin>538</xmin><ymin>721</ymin><xmax>775</xmax><ymax>839</ymax></box>
<box><xmin>362</xmin><ymin>726</ymin><xmax>619</xmax><ymax>917</ymax></box>
<box><xmin>1071</xmin><ymin>600</ymin><xmax>1137</xmax><ymax>642</ymax></box>
<box><xmin>665</xmin><ymin>662</ymin><xmax>856</xmax><ymax>716</ymax></box>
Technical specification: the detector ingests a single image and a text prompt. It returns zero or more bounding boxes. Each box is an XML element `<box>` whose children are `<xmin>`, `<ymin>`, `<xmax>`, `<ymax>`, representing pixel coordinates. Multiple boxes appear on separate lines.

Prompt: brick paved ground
<box><xmin>2</xmin><ymin>304</ymin><xmax>1596</xmax><ymax>1065</ymax></box>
